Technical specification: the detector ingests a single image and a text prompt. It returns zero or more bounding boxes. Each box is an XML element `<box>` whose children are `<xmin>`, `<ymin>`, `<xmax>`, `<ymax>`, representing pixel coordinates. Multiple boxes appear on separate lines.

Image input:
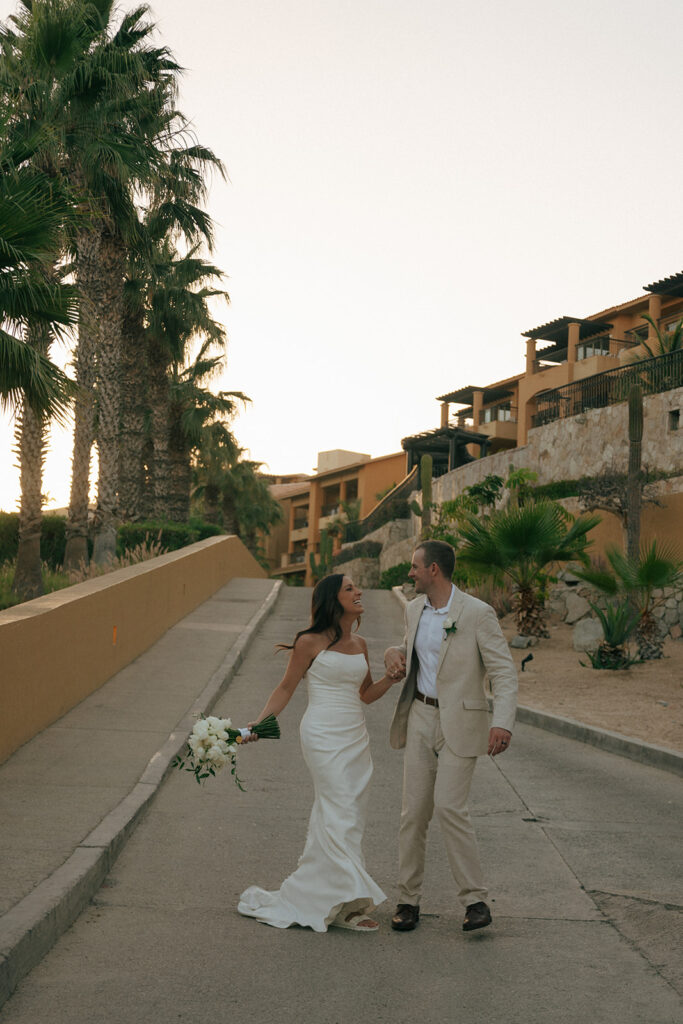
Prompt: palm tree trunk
<box><xmin>148</xmin><ymin>336</ymin><xmax>172</xmax><ymax>520</ymax></box>
<box><xmin>118</xmin><ymin>309</ymin><xmax>147</xmax><ymax>521</ymax></box>
<box><xmin>64</xmin><ymin>228</ymin><xmax>100</xmax><ymax>571</ymax></box>
<box><xmin>12</xmin><ymin>322</ymin><xmax>49</xmax><ymax>601</ymax></box>
<box><xmin>92</xmin><ymin>231</ymin><xmax>126</xmax><ymax>564</ymax></box>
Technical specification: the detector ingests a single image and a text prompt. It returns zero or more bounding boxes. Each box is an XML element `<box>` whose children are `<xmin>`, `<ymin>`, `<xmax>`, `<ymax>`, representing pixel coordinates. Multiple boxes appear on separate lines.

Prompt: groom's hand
<box><xmin>488</xmin><ymin>728</ymin><xmax>511</xmax><ymax>756</ymax></box>
<box><xmin>384</xmin><ymin>647</ymin><xmax>406</xmax><ymax>682</ymax></box>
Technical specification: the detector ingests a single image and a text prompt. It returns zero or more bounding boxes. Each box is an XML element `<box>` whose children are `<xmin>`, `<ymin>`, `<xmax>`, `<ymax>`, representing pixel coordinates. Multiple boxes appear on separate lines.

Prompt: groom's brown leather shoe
<box><xmin>391</xmin><ymin>904</ymin><xmax>420</xmax><ymax>931</ymax></box>
<box><xmin>463</xmin><ymin>901</ymin><xmax>492</xmax><ymax>931</ymax></box>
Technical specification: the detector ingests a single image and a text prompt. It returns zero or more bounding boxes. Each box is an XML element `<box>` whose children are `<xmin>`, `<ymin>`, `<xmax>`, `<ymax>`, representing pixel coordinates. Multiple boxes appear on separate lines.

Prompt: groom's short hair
<box><xmin>415</xmin><ymin>540</ymin><xmax>455</xmax><ymax>579</ymax></box>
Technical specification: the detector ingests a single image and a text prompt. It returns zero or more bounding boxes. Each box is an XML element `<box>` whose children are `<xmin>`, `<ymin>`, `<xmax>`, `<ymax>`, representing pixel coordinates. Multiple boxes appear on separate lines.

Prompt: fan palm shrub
<box><xmin>456</xmin><ymin>500</ymin><xmax>600</xmax><ymax>637</ymax></box>
<box><xmin>575</xmin><ymin>541</ymin><xmax>683</xmax><ymax>661</ymax></box>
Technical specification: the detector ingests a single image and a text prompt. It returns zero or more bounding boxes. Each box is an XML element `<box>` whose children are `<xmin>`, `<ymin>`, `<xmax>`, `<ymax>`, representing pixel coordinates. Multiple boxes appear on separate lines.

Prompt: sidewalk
<box><xmin>0</xmin><ymin>576</ymin><xmax>281</xmax><ymax>1006</ymax></box>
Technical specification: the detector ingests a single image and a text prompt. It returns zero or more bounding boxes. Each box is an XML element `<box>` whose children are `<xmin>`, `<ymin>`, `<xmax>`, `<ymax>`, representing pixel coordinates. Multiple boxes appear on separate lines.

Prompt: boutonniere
<box><xmin>443</xmin><ymin>617</ymin><xmax>457</xmax><ymax>640</ymax></box>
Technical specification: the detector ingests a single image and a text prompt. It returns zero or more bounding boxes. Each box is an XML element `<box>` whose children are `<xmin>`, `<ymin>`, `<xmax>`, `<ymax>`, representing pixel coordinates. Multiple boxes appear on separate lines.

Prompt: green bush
<box><xmin>117</xmin><ymin>519</ymin><xmax>224</xmax><ymax>555</ymax></box>
<box><xmin>0</xmin><ymin>512</ymin><xmax>69</xmax><ymax>569</ymax></box>
<box><xmin>379</xmin><ymin>562</ymin><xmax>411</xmax><ymax>589</ymax></box>
<box><xmin>0</xmin><ymin>512</ymin><xmax>19</xmax><ymax>564</ymax></box>
<box><xmin>40</xmin><ymin>515</ymin><xmax>67</xmax><ymax>569</ymax></box>
<box><xmin>332</xmin><ymin>540</ymin><xmax>382</xmax><ymax>567</ymax></box>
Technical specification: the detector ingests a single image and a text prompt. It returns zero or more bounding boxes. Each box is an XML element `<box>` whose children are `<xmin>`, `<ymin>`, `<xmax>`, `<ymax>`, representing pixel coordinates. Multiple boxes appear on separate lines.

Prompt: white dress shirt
<box><xmin>414</xmin><ymin>585</ymin><xmax>456</xmax><ymax>699</ymax></box>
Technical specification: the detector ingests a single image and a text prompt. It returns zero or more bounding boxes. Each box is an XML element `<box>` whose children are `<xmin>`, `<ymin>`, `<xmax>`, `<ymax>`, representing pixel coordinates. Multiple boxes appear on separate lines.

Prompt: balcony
<box><xmin>531</xmin><ymin>349</ymin><xmax>683</xmax><ymax>428</ymax></box>
<box><xmin>320</xmin><ymin>503</ymin><xmax>340</xmax><ymax>518</ymax></box>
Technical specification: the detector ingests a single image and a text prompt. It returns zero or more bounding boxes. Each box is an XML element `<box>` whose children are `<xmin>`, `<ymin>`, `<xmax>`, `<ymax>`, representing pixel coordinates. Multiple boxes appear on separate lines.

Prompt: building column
<box><xmin>567</xmin><ymin>322</ymin><xmax>580</xmax><ymax>381</ymax></box>
<box><xmin>440</xmin><ymin>402</ymin><xmax>449</xmax><ymax>428</ymax></box>
<box><xmin>647</xmin><ymin>294</ymin><xmax>662</xmax><ymax>349</ymax></box>
<box><xmin>525</xmin><ymin>338</ymin><xmax>536</xmax><ymax>374</ymax></box>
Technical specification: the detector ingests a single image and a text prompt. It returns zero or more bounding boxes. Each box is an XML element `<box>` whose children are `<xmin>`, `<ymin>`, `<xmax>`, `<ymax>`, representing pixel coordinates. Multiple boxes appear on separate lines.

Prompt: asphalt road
<box><xmin>3</xmin><ymin>588</ymin><xmax>682</xmax><ymax>1024</ymax></box>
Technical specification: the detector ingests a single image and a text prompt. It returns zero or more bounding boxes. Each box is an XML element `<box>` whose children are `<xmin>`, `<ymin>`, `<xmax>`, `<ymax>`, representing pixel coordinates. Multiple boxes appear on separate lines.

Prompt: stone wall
<box><xmin>434</xmin><ymin>385</ymin><xmax>683</xmax><ymax>503</ymax></box>
<box><xmin>548</xmin><ymin>577</ymin><xmax>683</xmax><ymax>647</ymax></box>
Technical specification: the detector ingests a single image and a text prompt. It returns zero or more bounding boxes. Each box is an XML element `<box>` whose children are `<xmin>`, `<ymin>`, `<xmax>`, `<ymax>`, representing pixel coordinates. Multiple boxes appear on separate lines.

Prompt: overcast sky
<box><xmin>2</xmin><ymin>0</ymin><xmax>683</xmax><ymax>511</ymax></box>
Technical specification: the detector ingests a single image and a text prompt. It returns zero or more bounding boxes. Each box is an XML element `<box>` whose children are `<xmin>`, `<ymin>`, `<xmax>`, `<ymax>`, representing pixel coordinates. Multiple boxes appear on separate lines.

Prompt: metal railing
<box><xmin>289</xmin><ymin>551</ymin><xmax>306</xmax><ymax>564</ymax></box>
<box><xmin>320</xmin><ymin>504</ymin><xmax>339</xmax><ymax>518</ymax></box>
<box><xmin>292</xmin><ymin>517</ymin><xmax>308</xmax><ymax>530</ymax></box>
<box><xmin>531</xmin><ymin>349</ymin><xmax>683</xmax><ymax>428</ymax></box>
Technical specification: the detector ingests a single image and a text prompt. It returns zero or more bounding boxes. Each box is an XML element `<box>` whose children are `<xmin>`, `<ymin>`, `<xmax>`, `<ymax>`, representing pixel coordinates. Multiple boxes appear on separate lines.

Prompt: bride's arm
<box><xmin>247</xmin><ymin>634</ymin><xmax>319</xmax><ymax>728</ymax></box>
<box><xmin>359</xmin><ymin>640</ymin><xmax>403</xmax><ymax>705</ymax></box>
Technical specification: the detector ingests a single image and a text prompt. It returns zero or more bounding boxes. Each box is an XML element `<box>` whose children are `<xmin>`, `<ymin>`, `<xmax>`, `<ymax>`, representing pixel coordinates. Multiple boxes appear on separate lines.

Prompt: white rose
<box><xmin>193</xmin><ymin>720</ymin><xmax>210</xmax><ymax>740</ymax></box>
<box><xmin>207</xmin><ymin>744</ymin><xmax>223</xmax><ymax>761</ymax></box>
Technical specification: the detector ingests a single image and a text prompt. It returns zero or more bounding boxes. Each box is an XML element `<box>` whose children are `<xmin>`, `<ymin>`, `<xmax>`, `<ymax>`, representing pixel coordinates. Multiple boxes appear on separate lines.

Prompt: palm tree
<box><xmin>575</xmin><ymin>541</ymin><xmax>683</xmax><ymax>661</ymax></box>
<box><xmin>0</xmin><ymin>98</ymin><xmax>78</xmax><ymax>599</ymax></box>
<box><xmin>0</xmin><ymin>162</ymin><xmax>76</xmax><ymax>416</ymax></box>
<box><xmin>635</xmin><ymin>314</ymin><xmax>683</xmax><ymax>360</ymax></box>
<box><xmin>456</xmin><ymin>500</ymin><xmax>601</xmax><ymax>637</ymax></box>
<box><xmin>192</xmin><ymin>421</ymin><xmax>241</xmax><ymax>525</ymax></box>
<box><xmin>169</xmin><ymin>362</ymin><xmax>247</xmax><ymax>522</ymax></box>
<box><xmin>142</xmin><ymin>246</ymin><xmax>230</xmax><ymax>521</ymax></box>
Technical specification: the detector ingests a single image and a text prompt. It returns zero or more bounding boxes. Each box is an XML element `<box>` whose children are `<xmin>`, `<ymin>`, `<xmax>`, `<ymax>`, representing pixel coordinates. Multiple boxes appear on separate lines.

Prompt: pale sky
<box><xmin>2</xmin><ymin>0</ymin><xmax>683</xmax><ymax>511</ymax></box>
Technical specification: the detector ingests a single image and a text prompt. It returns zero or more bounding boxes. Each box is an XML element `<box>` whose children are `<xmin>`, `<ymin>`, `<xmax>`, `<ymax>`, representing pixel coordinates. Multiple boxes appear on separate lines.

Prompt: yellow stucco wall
<box><xmin>563</xmin><ymin>493</ymin><xmax>683</xmax><ymax>562</ymax></box>
<box><xmin>0</xmin><ymin>535</ymin><xmax>266</xmax><ymax>765</ymax></box>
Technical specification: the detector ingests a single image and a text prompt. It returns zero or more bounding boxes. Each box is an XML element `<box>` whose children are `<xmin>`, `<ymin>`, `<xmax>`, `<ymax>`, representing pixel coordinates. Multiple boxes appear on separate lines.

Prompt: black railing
<box><xmin>531</xmin><ymin>349</ymin><xmax>683</xmax><ymax>428</ymax></box>
<box><xmin>289</xmin><ymin>551</ymin><xmax>306</xmax><ymax>564</ymax></box>
<box><xmin>343</xmin><ymin>467</ymin><xmax>417</xmax><ymax>543</ymax></box>
<box><xmin>292</xmin><ymin>517</ymin><xmax>308</xmax><ymax>530</ymax></box>
<box><xmin>320</xmin><ymin>504</ymin><xmax>339</xmax><ymax>518</ymax></box>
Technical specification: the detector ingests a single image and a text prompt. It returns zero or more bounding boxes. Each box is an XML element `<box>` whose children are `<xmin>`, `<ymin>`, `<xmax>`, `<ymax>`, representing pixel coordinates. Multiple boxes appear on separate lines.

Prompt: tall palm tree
<box><xmin>456</xmin><ymin>500</ymin><xmax>601</xmax><ymax>637</ymax></box>
<box><xmin>0</xmin><ymin>95</ymin><xmax>78</xmax><ymax>599</ymax></box>
<box><xmin>142</xmin><ymin>246</ymin><xmax>229</xmax><ymax>521</ymax></box>
<box><xmin>168</xmin><ymin>344</ymin><xmax>247</xmax><ymax>522</ymax></box>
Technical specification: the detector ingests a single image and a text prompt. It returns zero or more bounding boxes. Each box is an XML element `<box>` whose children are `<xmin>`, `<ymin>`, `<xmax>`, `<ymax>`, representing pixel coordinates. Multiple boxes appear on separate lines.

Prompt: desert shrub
<box><xmin>333</xmin><ymin>540</ymin><xmax>382</xmax><ymax>567</ymax></box>
<box><xmin>379</xmin><ymin>562</ymin><xmax>412</xmax><ymax>590</ymax></box>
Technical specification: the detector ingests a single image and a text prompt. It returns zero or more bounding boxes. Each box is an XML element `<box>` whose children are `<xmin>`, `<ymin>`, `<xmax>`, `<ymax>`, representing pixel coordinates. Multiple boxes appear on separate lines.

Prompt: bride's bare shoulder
<box><xmin>293</xmin><ymin>632</ymin><xmax>324</xmax><ymax>657</ymax></box>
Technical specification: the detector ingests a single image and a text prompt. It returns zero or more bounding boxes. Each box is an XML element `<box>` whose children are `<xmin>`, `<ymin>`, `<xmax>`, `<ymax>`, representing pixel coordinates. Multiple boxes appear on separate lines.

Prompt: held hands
<box><xmin>384</xmin><ymin>648</ymin><xmax>407</xmax><ymax>684</ymax></box>
<box><xmin>488</xmin><ymin>727</ymin><xmax>511</xmax><ymax>756</ymax></box>
<box><xmin>242</xmin><ymin>723</ymin><xmax>259</xmax><ymax>743</ymax></box>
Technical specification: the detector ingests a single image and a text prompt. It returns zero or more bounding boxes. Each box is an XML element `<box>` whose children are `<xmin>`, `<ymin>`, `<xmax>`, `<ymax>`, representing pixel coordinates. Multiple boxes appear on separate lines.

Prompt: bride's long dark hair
<box><xmin>278</xmin><ymin>573</ymin><xmax>357</xmax><ymax>652</ymax></box>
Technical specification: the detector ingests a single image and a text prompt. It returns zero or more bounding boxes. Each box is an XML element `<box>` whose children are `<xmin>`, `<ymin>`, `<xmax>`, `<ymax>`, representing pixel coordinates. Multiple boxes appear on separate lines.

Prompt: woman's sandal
<box><xmin>331</xmin><ymin>912</ymin><xmax>379</xmax><ymax>932</ymax></box>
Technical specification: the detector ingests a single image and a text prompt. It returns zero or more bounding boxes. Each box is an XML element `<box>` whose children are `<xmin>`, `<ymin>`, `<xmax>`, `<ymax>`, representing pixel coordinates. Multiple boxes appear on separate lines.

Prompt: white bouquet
<box><xmin>173</xmin><ymin>713</ymin><xmax>280</xmax><ymax>790</ymax></box>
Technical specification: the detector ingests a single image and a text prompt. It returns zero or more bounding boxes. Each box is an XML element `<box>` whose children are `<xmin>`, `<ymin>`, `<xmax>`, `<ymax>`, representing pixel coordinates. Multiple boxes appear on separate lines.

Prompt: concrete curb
<box><xmin>0</xmin><ymin>579</ymin><xmax>283</xmax><ymax>1009</ymax></box>
<box><xmin>390</xmin><ymin>585</ymin><xmax>683</xmax><ymax>778</ymax></box>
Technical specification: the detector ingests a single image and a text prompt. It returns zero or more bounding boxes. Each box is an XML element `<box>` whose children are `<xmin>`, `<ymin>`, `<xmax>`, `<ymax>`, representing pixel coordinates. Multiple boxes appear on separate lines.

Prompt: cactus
<box><xmin>410</xmin><ymin>455</ymin><xmax>434</xmax><ymax>539</ymax></box>
<box><xmin>310</xmin><ymin>528</ymin><xmax>333</xmax><ymax>583</ymax></box>
<box><xmin>626</xmin><ymin>385</ymin><xmax>643</xmax><ymax>561</ymax></box>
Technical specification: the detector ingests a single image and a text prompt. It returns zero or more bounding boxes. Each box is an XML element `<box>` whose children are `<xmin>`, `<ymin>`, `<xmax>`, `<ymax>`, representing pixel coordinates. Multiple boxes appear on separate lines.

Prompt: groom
<box><xmin>384</xmin><ymin>539</ymin><xmax>517</xmax><ymax>933</ymax></box>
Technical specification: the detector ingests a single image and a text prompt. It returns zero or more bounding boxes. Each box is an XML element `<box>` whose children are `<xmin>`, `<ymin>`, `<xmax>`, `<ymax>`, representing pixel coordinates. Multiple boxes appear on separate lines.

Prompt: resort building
<box><xmin>267</xmin><ymin>449</ymin><xmax>407</xmax><ymax>584</ymax></box>
<box><xmin>414</xmin><ymin>270</ymin><xmax>683</xmax><ymax>464</ymax></box>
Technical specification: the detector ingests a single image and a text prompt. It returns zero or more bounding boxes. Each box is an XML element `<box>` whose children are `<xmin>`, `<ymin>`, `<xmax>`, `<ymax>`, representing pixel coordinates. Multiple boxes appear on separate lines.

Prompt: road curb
<box><xmin>390</xmin><ymin>586</ymin><xmax>683</xmax><ymax>778</ymax></box>
<box><xmin>0</xmin><ymin>578</ymin><xmax>283</xmax><ymax>1009</ymax></box>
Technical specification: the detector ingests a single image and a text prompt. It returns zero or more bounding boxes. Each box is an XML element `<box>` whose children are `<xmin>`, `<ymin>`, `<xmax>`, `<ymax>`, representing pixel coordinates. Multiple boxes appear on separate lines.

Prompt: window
<box><xmin>481</xmin><ymin>402</ymin><xmax>511</xmax><ymax>423</ymax></box>
<box><xmin>669</xmin><ymin>409</ymin><xmax>680</xmax><ymax>432</ymax></box>
<box><xmin>577</xmin><ymin>336</ymin><xmax>610</xmax><ymax>360</ymax></box>
<box><xmin>345</xmin><ymin>478</ymin><xmax>358</xmax><ymax>501</ymax></box>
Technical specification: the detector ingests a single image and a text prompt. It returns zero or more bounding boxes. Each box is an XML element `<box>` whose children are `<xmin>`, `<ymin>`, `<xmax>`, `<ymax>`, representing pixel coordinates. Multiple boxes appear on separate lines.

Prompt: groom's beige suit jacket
<box><xmin>389</xmin><ymin>587</ymin><xmax>518</xmax><ymax>758</ymax></box>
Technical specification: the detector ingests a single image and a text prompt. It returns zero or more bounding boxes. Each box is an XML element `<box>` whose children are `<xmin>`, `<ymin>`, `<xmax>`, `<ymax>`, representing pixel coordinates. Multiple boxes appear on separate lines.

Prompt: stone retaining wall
<box><xmin>434</xmin><ymin>385</ymin><xmax>683</xmax><ymax>502</ymax></box>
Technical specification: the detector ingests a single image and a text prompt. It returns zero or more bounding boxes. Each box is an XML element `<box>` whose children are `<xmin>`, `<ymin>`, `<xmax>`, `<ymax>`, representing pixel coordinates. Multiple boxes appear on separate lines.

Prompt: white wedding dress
<box><xmin>238</xmin><ymin>650</ymin><xmax>386</xmax><ymax>931</ymax></box>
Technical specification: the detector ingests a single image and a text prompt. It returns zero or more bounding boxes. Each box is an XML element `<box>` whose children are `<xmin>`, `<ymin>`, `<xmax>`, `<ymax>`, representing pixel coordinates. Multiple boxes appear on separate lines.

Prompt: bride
<box><xmin>238</xmin><ymin>573</ymin><xmax>401</xmax><ymax>932</ymax></box>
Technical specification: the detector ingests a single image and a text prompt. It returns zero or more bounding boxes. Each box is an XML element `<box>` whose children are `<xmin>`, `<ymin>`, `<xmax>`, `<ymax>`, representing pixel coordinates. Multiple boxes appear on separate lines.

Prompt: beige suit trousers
<box><xmin>398</xmin><ymin>700</ymin><xmax>488</xmax><ymax>907</ymax></box>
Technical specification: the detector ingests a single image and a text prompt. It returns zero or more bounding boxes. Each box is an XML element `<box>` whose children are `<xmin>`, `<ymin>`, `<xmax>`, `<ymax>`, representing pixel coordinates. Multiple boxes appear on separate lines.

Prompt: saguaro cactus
<box><xmin>410</xmin><ymin>454</ymin><xmax>434</xmax><ymax>539</ymax></box>
<box><xmin>626</xmin><ymin>385</ymin><xmax>643</xmax><ymax>561</ymax></box>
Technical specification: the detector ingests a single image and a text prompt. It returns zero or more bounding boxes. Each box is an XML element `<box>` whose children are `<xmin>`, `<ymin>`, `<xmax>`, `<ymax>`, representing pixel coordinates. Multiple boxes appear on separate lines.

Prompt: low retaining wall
<box><xmin>0</xmin><ymin>535</ymin><xmax>266</xmax><ymax>765</ymax></box>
